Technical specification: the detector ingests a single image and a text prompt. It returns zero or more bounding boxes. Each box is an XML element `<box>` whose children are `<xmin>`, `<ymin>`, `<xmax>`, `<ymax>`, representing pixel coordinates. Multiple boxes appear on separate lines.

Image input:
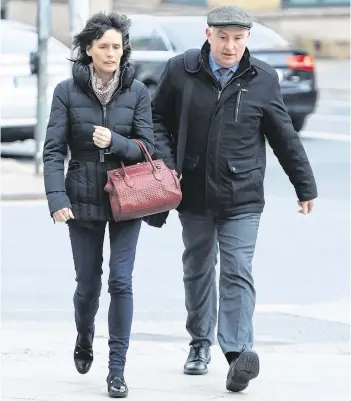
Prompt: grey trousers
<box><xmin>178</xmin><ymin>211</ymin><xmax>261</xmax><ymax>355</ymax></box>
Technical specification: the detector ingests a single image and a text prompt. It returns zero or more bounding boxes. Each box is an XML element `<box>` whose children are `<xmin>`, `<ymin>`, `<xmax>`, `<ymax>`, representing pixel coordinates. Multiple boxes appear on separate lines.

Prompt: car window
<box><xmin>158</xmin><ymin>18</ymin><xmax>289</xmax><ymax>51</ymax></box>
<box><xmin>249</xmin><ymin>24</ymin><xmax>290</xmax><ymax>50</ymax></box>
<box><xmin>158</xmin><ymin>19</ymin><xmax>206</xmax><ymax>51</ymax></box>
<box><xmin>129</xmin><ymin>23</ymin><xmax>168</xmax><ymax>51</ymax></box>
<box><xmin>0</xmin><ymin>25</ymin><xmax>70</xmax><ymax>55</ymax></box>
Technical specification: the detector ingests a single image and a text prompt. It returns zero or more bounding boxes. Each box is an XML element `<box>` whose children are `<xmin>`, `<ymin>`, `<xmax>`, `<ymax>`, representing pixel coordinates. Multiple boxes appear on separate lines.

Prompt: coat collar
<box><xmin>185</xmin><ymin>41</ymin><xmax>254</xmax><ymax>77</ymax></box>
<box><xmin>72</xmin><ymin>61</ymin><xmax>136</xmax><ymax>94</ymax></box>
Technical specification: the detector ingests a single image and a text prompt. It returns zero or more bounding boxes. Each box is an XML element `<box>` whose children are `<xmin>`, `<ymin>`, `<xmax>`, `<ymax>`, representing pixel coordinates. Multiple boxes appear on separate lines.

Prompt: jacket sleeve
<box><xmin>262</xmin><ymin>75</ymin><xmax>318</xmax><ymax>201</ymax></box>
<box><xmin>151</xmin><ymin>61</ymin><xmax>177</xmax><ymax>169</ymax></box>
<box><xmin>43</xmin><ymin>82</ymin><xmax>72</xmax><ymax>215</ymax></box>
<box><xmin>109</xmin><ymin>84</ymin><xmax>155</xmax><ymax>161</ymax></box>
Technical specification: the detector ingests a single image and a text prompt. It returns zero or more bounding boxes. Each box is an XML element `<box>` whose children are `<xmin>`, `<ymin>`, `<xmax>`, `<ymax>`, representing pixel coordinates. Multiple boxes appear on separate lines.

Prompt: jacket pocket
<box><xmin>228</xmin><ymin>158</ymin><xmax>264</xmax><ymax>206</ymax></box>
<box><xmin>67</xmin><ymin>160</ymin><xmax>87</xmax><ymax>172</ymax></box>
<box><xmin>65</xmin><ymin>161</ymin><xmax>87</xmax><ymax>204</ymax></box>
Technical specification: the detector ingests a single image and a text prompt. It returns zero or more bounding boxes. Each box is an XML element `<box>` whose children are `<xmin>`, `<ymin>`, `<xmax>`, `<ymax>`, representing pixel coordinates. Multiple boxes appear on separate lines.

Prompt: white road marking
<box><xmin>255</xmin><ymin>298</ymin><xmax>350</xmax><ymax>325</ymax></box>
<box><xmin>317</xmin><ymin>100</ymin><xmax>350</xmax><ymax>108</ymax></box>
<box><xmin>310</xmin><ymin>114</ymin><xmax>350</xmax><ymax>122</ymax></box>
<box><xmin>301</xmin><ymin>130</ymin><xmax>350</xmax><ymax>142</ymax></box>
<box><xmin>3</xmin><ymin>298</ymin><xmax>349</xmax><ymax>324</ymax></box>
<box><xmin>1</xmin><ymin>200</ymin><xmax>46</xmax><ymax>206</ymax></box>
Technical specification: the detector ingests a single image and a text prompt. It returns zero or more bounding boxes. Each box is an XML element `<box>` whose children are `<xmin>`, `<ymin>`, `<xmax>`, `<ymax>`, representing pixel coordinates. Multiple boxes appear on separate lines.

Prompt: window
<box><xmin>283</xmin><ymin>0</ymin><xmax>349</xmax><ymax>6</ymax></box>
<box><xmin>158</xmin><ymin>18</ymin><xmax>290</xmax><ymax>52</ymax></box>
<box><xmin>249</xmin><ymin>23</ymin><xmax>290</xmax><ymax>50</ymax></box>
<box><xmin>0</xmin><ymin>25</ymin><xmax>69</xmax><ymax>56</ymax></box>
<box><xmin>129</xmin><ymin>23</ymin><xmax>168</xmax><ymax>51</ymax></box>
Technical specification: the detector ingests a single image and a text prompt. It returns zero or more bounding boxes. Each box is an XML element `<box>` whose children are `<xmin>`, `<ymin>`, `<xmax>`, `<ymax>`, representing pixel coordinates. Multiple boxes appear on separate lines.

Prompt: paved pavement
<box><xmin>2</xmin><ymin>321</ymin><xmax>350</xmax><ymax>401</ymax></box>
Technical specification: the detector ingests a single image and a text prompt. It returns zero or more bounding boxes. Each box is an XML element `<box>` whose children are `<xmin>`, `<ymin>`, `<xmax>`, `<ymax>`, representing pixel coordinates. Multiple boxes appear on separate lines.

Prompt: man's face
<box><xmin>206</xmin><ymin>26</ymin><xmax>250</xmax><ymax>68</ymax></box>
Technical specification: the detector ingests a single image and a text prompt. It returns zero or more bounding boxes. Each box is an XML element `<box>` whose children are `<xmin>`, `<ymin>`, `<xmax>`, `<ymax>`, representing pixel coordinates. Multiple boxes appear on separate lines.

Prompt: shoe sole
<box><xmin>183</xmin><ymin>366</ymin><xmax>208</xmax><ymax>375</ymax></box>
<box><xmin>226</xmin><ymin>351</ymin><xmax>259</xmax><ymax>392</ymax></box>
<box><xmin>183</xmin><ymin>356</ymin><xmax>211</xmax><ymax>375</ymax></box>
<box><xmin>109</xmin><ymin>391</ymin><xmax>128</xmax><ymax>398</ymax></box>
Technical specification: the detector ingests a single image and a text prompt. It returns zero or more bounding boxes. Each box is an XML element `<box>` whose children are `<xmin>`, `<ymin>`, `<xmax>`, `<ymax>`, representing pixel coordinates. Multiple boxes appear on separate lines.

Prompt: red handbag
<box><xmin>104</xmin><ymin>139</ymin><xmax>182</xmax><ymax>222</ymax></box>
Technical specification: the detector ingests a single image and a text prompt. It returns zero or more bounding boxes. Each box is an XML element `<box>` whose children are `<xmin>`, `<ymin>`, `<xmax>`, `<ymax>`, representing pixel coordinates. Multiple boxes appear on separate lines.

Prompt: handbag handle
<box><xmin>120</xmin><ymin>139</ymin><xmax>163</xmax><ymax>183</ymax></box>
<box><xmin>120</xmin><ymin>140</ymin><xmax>157</xmax><ymax>170</ymax></box>
<box><xmin>134</xmin><ymin>139</ymin><xmax>155</xmax><ymax>166</ymax></box>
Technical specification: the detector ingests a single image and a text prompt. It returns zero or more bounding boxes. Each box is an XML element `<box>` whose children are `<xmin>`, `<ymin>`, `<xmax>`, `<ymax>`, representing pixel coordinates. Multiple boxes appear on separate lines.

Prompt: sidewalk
<box><xmin>1</xmin><ymin>321</ymin><xmax>350</xmax><ymax>401</ymax></box>
<box><xmin>1</xmin><ymin>159</ymin><xmax>45</xmax><ymax>201</ymax></box>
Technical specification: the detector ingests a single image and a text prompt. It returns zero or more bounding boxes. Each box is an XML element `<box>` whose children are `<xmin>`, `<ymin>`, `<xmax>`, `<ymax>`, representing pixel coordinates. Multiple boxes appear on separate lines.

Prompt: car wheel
<box><xmin>291</xmin><ymin>115</ymin><xmax>306</xmax><ymax>133</ymax></box>
<box><xmin>146</xmin><ymin>83</ymin><xmax>157</xmax><ymax>99</ymax></box>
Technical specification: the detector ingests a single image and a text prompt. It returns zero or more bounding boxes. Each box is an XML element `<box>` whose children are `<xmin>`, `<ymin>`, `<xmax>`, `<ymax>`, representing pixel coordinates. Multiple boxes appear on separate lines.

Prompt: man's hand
<box><xmin>93</xmin><ymin>126</ymin><xmax>112</xmax><ymax>149</ymax></box>
<box><xmin>297</xmin><ymin>199</ymin><xmax>314</xmax><ymax>215</ymax></box>
<box><xmin>53</xmin><ymin>208</ymin><xmax>75</xmax><ymax>223</ymax></box>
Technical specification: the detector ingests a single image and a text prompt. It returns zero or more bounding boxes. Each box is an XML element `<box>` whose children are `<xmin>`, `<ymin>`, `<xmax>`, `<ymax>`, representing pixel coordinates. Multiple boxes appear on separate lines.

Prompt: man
<box><xmin>150</xmin><ymin>5</ymin><xmax>317</xmax><ymax>393</ymax></box>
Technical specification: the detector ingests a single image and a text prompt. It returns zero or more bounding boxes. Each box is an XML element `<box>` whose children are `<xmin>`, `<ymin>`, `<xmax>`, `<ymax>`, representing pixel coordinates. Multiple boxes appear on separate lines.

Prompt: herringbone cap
<box><xmin>207</xmin><ymin>5</ymin><xmax>253</xmax><ymax>30</ymax></box>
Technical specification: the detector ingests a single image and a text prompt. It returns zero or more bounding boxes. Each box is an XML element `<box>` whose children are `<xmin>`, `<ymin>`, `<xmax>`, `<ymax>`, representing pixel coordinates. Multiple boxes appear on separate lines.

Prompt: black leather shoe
<box><xmin>184</xmin><ymin>344</ymin><xmax>211</xmax><ymax>375</ymax></box>
<box><xmin>73</xmin><ymin>333</ymin><xmax>94</xmax><ymax>375</ymax></box>
<box><xmin>107</xmin><ymin>375</ymin><xmax>128</xmax><ymax>398</ymax></box>
<box><xmin>226</xmin><ymin>349</ymin><xmax>260</xmax><ymax>392</ymax></box>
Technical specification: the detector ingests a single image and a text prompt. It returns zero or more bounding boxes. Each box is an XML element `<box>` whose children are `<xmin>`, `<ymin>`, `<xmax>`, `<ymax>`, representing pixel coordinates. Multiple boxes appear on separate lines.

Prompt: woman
<box><xmin>43</xmin><ymin>12</ymin><xmax>154</xmax><ymax>398</ymax></box>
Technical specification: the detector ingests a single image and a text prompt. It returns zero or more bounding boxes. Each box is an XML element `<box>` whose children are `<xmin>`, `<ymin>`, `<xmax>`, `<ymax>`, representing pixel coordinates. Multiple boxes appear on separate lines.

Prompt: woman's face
<box><xmin>88</xmin><ymin>28</ymin><xmax>124</xmax><ymax>75</ymax></box>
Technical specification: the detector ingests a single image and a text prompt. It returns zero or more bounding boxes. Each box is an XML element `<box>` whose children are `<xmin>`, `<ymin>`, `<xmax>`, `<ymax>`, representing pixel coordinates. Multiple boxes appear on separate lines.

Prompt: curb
<box><xmin>1</xmin><ymin>193</ymin><xmax>46</xmax><ymax>202</ymax></box>
<box><xmin>297</xmin><ymin>37</ymin><xmax>350</xmax><ymax>59</ymax></box>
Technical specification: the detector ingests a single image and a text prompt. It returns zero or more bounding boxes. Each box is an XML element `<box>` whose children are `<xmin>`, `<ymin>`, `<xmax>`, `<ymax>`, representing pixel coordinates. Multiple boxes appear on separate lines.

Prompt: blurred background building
<box><xmin>1</xmin><ymin>0</ymin><xmax>350</xmax><ymax>59</ymax></box>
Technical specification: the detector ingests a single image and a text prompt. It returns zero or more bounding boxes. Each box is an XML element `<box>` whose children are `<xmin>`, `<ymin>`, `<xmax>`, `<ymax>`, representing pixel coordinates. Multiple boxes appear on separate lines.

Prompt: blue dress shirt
<box><xmin>208</xmin><ymin>53</ymin><xmax>239</xmax><ymax>80</ymax></box>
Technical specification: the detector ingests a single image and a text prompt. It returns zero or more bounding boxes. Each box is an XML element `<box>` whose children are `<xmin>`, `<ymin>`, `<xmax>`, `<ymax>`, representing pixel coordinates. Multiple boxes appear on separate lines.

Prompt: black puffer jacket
<box><xmin>43</xmin><ymin>61</ymin><xmax>154</xmax><ymax>221</ymax></box>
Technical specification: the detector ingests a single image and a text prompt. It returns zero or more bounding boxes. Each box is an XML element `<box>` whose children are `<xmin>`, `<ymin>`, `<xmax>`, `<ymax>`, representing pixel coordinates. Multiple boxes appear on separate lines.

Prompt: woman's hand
<box><xmin>93</xmin><ymin>126</ymin><xmax>112</xmax><ymax>148</ymax></box>
<box><xmin>53</xmin><ymin>208</ymin><xmax>75</xmax><ymax>223</ymax></box>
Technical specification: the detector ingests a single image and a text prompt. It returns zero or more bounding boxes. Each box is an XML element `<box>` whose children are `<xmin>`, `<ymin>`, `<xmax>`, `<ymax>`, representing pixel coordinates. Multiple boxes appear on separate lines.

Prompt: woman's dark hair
<box><xmin>72</xmin><ymin>12</ymin><xmax>131</xmax><ymax>66</ymax></box>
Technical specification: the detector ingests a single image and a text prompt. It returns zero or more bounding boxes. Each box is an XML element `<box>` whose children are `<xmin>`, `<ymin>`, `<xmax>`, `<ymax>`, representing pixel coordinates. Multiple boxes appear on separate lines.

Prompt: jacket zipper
<box><xmin>234</xmin><ymin>88</ymin><xmax>247</xmax><ymax>122</ymax></box>
<box><xmin>208</xmin><ymin>69</ymin><xmax>249</xmax><ymax>206</ymax></box>
<box><xmin>97</xmin><ymin>67</ymin><xmax>126</xmax><ymax>162</ymax></box>
<box><xmin>103</xmin><ymin>105</ymin><xmax>107</xmax><ymax>126</ymax></box>
<box><xmin>200</xmin><ymin>59</ymin><xmax>252</xmax><ymax>207</ymax></box>
<box><xmin>99</xmin><ymin>105</ymin><xmax>108</xmax><ymax>162</ymax></box>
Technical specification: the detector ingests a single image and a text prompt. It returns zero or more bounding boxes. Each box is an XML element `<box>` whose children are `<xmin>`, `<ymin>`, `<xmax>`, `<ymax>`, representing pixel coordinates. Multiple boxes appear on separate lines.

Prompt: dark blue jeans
<box><xmin>68</xmin><ymin>218</ymin><xmax>142</xmax><ymax>377</ymax></box>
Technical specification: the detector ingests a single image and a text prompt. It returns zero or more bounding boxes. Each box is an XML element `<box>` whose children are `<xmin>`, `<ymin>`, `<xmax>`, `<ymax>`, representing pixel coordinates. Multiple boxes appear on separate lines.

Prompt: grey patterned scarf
<box><xmin>89</xmin><ymin>63</ymin><xmax>120</xmax><ymax>105</ymax></box>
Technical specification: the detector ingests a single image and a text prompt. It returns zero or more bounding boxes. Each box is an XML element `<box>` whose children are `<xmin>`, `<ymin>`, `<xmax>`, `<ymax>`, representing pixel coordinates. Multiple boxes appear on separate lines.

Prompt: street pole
<box><xmin>69</xmin><ymin>0</ymin><xmax>90</xmax><ymax>60</ymax></box>
<box><xmin>111</xmin><ymin>0</ymin><xmax>118</xmax><ymax>12</ymax></box>
<box><xmin>34</xmin><ymin>0</ymin><xmax>51</xmax><ymax>175</ymax></box>
<box><xmin>66</xmin><ymin>0</ymin><xmax>90</xmax><ymax>165</ymax></box>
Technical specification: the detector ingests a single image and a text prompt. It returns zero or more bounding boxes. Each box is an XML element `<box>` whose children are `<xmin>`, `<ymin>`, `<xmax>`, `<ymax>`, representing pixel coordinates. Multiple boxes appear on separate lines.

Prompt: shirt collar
<box><xmin>209</xmin><ymin>52</ymin><xmax>239</xmax><ymax>74</ymax></box>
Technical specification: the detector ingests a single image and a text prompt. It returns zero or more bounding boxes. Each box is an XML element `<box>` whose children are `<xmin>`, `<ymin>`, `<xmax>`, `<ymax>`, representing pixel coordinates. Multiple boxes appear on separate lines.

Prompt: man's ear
<box><xmin>205</xmin><ymin>27</ymin><xmax>212</xmax><ymax>44</ymax></box>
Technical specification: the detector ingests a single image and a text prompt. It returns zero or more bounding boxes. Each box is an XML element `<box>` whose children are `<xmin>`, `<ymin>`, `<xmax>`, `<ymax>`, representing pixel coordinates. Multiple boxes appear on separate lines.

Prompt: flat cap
<box><xmin>207</xmin><ymin>5</ymin><xmax>253</xmax><ymax>30</ymax></box>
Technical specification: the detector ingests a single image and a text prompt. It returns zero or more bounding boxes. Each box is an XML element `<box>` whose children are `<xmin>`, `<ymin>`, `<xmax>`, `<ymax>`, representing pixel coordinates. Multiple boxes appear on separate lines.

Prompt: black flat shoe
<box><xmin>74</xmin><ymin>334</ymin><xmax>94</xmax><ymax>375</ymax></box>
<box><xmin>107</xmin><ymin>375</ymin><xmax>128</xmax><ymax>398</ymax></box>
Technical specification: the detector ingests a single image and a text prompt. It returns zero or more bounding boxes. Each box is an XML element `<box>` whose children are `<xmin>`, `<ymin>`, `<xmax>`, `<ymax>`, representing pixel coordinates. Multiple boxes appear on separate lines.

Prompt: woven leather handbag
<box><xmin>104</xmin><ymin>139</ymin><xmax>182</xmax><ymax>222</ymax></box>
